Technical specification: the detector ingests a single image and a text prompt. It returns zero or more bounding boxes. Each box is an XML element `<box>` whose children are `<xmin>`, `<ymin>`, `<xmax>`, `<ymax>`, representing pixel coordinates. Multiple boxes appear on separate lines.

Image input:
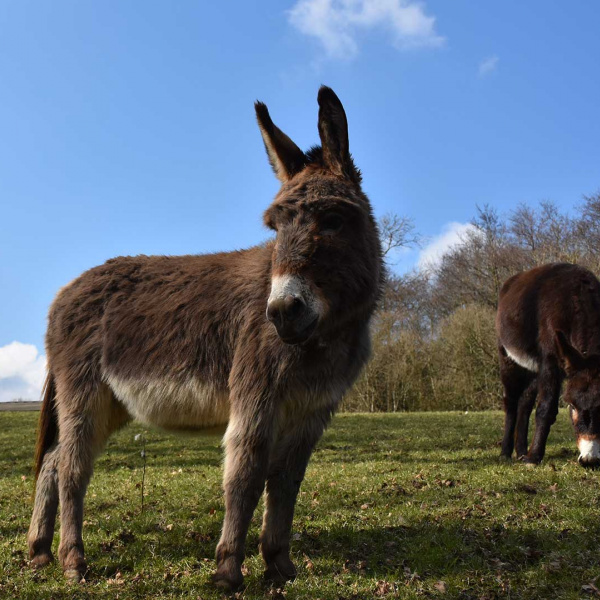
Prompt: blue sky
<box><xmin>1</xmin><ymin>1</ymin><xmax>599</xmax><ymax>400</ymax></box>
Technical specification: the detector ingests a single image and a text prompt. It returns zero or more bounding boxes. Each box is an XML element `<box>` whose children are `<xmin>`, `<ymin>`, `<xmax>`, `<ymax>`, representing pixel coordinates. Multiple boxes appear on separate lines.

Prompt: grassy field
<box><xmin>1</xmin><ymin>410</ymin><xmax>599</xmax><ymax>600</ymax></box>
<box><xmin>0</xmin><ymin>402</ymin><xmax>41</xmax><ymax>412</ymax></box>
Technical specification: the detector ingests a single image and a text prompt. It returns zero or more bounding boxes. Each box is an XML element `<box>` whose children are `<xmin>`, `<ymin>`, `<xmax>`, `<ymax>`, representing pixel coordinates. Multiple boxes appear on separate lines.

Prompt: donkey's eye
<box><xmin>320</xmin><ymin>213</ymin><xmax>344</xmax><ymax>234</ymax></box>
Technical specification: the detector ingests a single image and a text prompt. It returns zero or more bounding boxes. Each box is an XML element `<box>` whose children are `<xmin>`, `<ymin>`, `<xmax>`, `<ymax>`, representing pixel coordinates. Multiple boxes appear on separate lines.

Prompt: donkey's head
<box><xmin>256</xmin><ymin>87</ymin><xmax>382</xmax><ymax>345</ymax></box>
<box><xmin>556</xmin><ymin>331</ymin><xmax>600</xmax><ymax>468</ymax></box>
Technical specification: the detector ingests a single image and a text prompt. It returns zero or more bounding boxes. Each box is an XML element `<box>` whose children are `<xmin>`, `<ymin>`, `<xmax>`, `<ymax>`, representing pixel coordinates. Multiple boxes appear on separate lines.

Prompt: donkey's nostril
<box><xmin>283</xmin><ymin>295</ymin><xmax>305</xmax><ymax>319</ymax></box>
<box><xmin>267</xmin><ymin>295</ymin><xmax>306</xmax><ymax>327</ymax></box>
<box><xmin>266</xmin><ymin>301</ymin><xmax>282</xmax><ymax>326</ymax></box>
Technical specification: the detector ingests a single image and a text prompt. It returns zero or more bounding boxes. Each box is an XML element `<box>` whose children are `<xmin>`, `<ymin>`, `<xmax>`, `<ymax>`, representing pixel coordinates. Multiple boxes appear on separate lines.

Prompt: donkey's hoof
<box><xmin>213</xmin><ymin>558</ymin><xmax>244</xmax><ymax>592</ymax></box>
<box><xmin>264</xmin><ymin>560</ymin><xmax>297</xmax><ymax>584</ymax></box>
<box><xmin>60</xmin><ymin>548</ymin><xmax>87</xmax><ymax>583</ymax></box>
<box><xmin>264</xmin><ymin>551</ymin><xmax>297</xmax><ymax>584</ymax></box>
<box><xmin>30</xmin><ymin>551</ymin><xmax>53</xmax><ymax>569</ymax></box>
<box><xmin>521</xmin><ymin>457</ymin><xmax>540</xmax><ymax>468</ymax></box>
<box><xmin>212</xmin><ymin>572</ymin><xmax>244</xmax><ymax>592</ymax></box>
<box><xmin>64</xmin><ymin>568</ymin><xmax>86</xmax><ymax>583</ymax></box>
<box><xmin>498</xmin><ymin>454</ymin><xmax>512</xmax><ymax>463</ymax></box>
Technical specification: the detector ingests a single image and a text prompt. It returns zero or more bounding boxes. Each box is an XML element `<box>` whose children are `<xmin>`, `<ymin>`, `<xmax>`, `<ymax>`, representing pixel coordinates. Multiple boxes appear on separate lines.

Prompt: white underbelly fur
<box><xmin>505</xmin><ymin>347</ymin><xmax>539</xmax><ymax>373</ymax></box>
<box><xmin>106</xmin><ymin>374</ymin><xmax>230</xmax><ymax>430</ymax></box>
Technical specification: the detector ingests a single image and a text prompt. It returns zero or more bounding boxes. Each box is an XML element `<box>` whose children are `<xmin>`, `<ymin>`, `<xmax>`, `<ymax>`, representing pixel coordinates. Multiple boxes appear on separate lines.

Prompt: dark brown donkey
<box><xmin>27</xmin><ymin>87</ymin><xmax>384</xmax><ymax>589</ymax></box>
<box><xmin>497</xmin><ymin>263</ymin><xmax>600</xmax><ymax>467</ymax></box>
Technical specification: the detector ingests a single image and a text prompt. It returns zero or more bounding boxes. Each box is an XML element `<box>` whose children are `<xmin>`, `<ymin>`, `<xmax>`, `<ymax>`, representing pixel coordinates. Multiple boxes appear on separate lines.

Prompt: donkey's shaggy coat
<box><xmin>497</xmin><ymin>263</ymin><xmax>600</xmax><ymax>468</ymax></box>
<box><xmin>28</xmin><ymin>87</ymin><xmax>384</xmax><ymax>589</ymax></box>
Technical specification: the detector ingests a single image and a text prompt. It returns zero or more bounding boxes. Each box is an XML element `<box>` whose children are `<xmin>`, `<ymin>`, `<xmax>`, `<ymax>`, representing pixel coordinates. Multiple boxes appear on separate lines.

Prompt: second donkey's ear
<box><xmin>255</xmin><ymin>101</ymin><xmax>306</xmax><ymax>182</ymax></box>
<box><xmin>555</xmin><ymin>330</ymin><xmax>585</xmax><ymax>375</ymax></box>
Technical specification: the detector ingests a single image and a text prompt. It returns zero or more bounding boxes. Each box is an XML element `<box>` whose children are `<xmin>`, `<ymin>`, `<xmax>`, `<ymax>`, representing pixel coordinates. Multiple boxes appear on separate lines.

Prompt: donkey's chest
<box><xmin>106</xmin><ymin>375</ymin><xmax>229</xmax><ymax>430</ymax></box>
<box><xmin>276</xmin><ymin>380</ymin><xmax>345</xmax><ymax>429</ymax></box>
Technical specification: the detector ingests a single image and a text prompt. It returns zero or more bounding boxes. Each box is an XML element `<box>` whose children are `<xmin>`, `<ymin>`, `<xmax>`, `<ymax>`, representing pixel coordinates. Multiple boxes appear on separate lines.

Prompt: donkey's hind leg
<box><xmin>28</xmin><ymin>443</ymin><xmax>60</xmax><ymax>567</ymax></box>
<box><xmin>515</xmin><ymin>376</ymin><xmax>538</xmax><ymax>458</ymax></box>
<box><xmin>56</xmin><ymin>383</ymin><xmax>129</xmax><ymax>581</ymax></box>
<box><xmin>499</xmin><ymin>348</ymin><xmax>535</xmax><ymax>460</ymax></box>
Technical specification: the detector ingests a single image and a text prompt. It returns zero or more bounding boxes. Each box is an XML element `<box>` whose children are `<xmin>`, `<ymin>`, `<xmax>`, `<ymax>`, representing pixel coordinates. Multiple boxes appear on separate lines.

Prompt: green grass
<box><xmin>1</xmin><ymin>410</ymin><xmax>600</xmax><ymax>599</ymax></box>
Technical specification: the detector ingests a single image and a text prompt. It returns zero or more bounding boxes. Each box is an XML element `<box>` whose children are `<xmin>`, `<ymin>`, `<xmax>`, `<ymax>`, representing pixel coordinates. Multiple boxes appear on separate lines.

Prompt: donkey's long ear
<box><xmin>255</xmin><ymin>101</ymin><xmax>306</xmax><ymax>182</ymax></box>
<box><xmin>317</xmin><ymin>86</ymin><xmax>353</xmax><ymax>179</ymax></box>
<box><xmin>555</xmin><ymin>330</ymin><xmax>585</xmax><ymax>376</ymax></box>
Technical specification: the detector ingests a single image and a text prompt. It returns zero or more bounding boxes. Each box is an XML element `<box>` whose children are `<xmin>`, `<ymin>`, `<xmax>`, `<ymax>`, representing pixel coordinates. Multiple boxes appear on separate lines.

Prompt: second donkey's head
<box><xmin>256</xmin><ymin>87</ymin><xmax>383</xmax><ymax>345</ymax></box>
<box><xmin>556</xmin><ymin>330</ymin><xmax>600</xmax><ymax>468</ymax></box>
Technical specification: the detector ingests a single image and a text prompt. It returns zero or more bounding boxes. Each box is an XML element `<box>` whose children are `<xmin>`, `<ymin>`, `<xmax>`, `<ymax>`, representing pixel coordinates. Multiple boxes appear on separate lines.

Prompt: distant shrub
<box><xmin>343</xmin><ymin>305</ymin><xmax>500</xmax><ymax>412</ymax></box>
<box><xmin>343</xmin><ymin>193</ymin><xmax>600</xmax><ymax>412</ymax></box>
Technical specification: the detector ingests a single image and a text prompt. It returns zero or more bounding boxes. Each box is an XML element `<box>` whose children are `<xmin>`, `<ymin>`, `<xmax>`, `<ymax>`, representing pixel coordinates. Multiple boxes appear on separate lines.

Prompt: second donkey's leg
<box><xmin>260</xmin><ymin>407</ymin><xmax>331</xmax><ymax>582</ymax></box>
<box><xmin>499</xmin><ymin>350</ymin><xmax>534</xmax><ymax>459</ymax></box>
<box><xmin>515</xmin><ymin>377</ymin><xmax>538</xmax><ymax>458</ymax></box>
<box><xmin>525</xmin><ymin>359</ymin><xmax>562</xmax><ymax>465</ymax></box>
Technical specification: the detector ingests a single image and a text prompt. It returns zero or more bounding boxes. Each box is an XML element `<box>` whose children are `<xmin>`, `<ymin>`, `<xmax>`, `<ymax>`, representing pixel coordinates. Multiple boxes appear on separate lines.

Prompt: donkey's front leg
<box><xmin>214</xmin><ymin>411</ymin><xmax>272</xmax><ymax>591</ymax></box>
<box><xmin>260</xmin><ymin>408</ymin><xmax>331</xmax><ymax>583</ymax></box>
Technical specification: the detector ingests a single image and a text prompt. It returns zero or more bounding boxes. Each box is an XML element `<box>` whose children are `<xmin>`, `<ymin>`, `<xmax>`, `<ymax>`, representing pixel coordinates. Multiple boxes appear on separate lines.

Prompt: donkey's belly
<box><xmin>106</xmin><ymin>375</ymin><xmax>230</xmax><ymax>430</ymax></box>
<box><xmin>504</xmin><ymin>346</ymin><xmax>539</xmax><ymax>373</ymax></box>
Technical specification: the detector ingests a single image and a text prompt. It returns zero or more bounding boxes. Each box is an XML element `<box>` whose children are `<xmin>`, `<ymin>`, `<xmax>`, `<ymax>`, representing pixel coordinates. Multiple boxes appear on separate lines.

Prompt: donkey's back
<box><xmin>497</xmin><ymin>262</ymin><xmax>600</xmax><ymax>365</ymax></box>
<box><xmin>46</xmin><ymin>248</ymin><xmax>271</xmax><ymax>430</ymax></box>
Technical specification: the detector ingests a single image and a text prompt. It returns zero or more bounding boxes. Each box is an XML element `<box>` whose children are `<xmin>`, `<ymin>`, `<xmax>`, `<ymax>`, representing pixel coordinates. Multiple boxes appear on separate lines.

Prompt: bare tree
<box><xmin>346</xmin><ymin>192</ymin><xmax>600</xmax><ymax>413</ymax></box>
<box><xmin>429</xmin><ymin>206</ymin><xmax>526</xmax><ymax>315</ymax></box>
<box><xmin>378</xmin><ymin>213</ymin><xmax>421</xmax><ymax>261</ymax></box>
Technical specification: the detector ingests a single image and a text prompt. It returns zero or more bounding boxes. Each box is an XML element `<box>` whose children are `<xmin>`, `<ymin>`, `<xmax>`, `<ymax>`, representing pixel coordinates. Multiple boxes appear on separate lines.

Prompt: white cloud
<box><xmin>479</xmin><ymin>55</ymin><xmax>499</xmax><ymax>77</ymax></box>
<box><xmin>417</xmin><ymin>222</ymin><xmax>475</xmax><ymax>270</ymax></box>
<box><xmin>0</xmin><ymin>342</ymin><xmax>46</xmax><ymax>402</ymax></box>
<box><xmin>288</xmin><ymin>0</ymin><xmax>445</xmax><ymax>60</ymax></box>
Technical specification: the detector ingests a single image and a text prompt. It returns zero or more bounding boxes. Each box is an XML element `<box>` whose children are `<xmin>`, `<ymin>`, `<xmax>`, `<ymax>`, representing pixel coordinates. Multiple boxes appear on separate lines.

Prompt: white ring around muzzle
<box><xmin>578</xmin><ymin>438</ymin><xmax>600</xmax><ymax>463</ymax></box>
<box><xmin>268</xmin><ymin>274</ymin><xmax>324</xmax><ymax>318</ymax></box>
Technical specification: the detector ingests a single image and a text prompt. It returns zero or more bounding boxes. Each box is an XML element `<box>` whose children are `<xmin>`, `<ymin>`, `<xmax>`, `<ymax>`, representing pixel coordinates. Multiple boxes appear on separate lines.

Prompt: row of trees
<box><xmin>342</xmin><ymin>192</ymin><xmax>600</xmax><ymax>412</ymax></box>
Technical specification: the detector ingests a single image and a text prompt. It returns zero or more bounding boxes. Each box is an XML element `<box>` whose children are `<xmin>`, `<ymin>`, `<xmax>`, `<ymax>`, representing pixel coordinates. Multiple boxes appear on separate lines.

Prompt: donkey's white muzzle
<box><xmin>266</xmin><ymin>275</ymin><xmax>321</xmax><ymax>344</ymax></box>
<box><xmin>578</xmin><ymin>437</ymin><xmax>600</xmax><ymax>468</ymax></box>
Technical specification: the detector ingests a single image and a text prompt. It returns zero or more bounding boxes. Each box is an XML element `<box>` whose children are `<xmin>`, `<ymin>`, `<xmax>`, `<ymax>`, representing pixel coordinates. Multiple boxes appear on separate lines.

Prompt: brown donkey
<box><xmin>27</xmin><ymin>87</ymin><xmax>384</xmax><ymax>589</ymax></box>
<box><xmin>497</xmin><ymin>263</ymin><xmax>600</xmax><ymax>467</ymax></box>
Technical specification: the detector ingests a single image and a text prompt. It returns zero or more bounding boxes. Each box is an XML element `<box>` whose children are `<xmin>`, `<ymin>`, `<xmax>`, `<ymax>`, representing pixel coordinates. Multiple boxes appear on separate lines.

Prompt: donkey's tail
<box><xmin>34</xmin><ymin>373</ymin><xmax>58</xmax><ymax>481</ymax></box>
